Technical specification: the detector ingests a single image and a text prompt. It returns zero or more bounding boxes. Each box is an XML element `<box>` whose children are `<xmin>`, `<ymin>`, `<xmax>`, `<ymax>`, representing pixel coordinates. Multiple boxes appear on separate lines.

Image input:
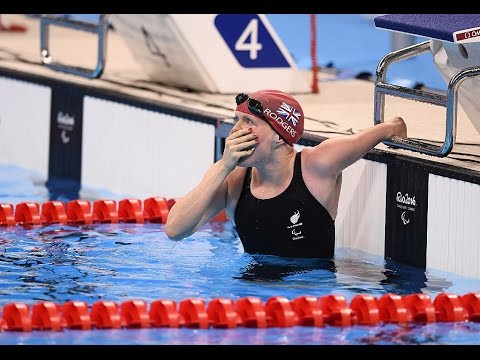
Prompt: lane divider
<box><xmin>2</xmin><ymin>202</ymin><xmax>478</xmax><ymax>332</ymax></box>
<box><xmin>0</xmin><ymin>198</ymin><xmax>229</xmax><ymax>226</ymax></box>
<box><xmin>1</xmin><ymin>293</ymin><xmax>480</xmax><ymax>332</ymax></box>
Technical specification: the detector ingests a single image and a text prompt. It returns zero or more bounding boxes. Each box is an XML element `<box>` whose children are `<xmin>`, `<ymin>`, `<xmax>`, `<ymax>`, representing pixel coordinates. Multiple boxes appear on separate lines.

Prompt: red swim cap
<box><xmin>235</xmin><ymin>89</ymin><xmax>304</xmax><ymax>146</ymax></box>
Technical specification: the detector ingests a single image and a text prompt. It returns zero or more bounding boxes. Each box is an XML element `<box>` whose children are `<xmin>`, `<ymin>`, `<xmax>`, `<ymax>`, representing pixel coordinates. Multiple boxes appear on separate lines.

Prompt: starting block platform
<box><xmin>375</xmin><ymin>14</ymin><xmax>480</xmax><ymax>43</ymax></box>
<box><xmin>373</xmin><ymin>14</ymin><xmax>480</xmax><ymax>157</ymax></box>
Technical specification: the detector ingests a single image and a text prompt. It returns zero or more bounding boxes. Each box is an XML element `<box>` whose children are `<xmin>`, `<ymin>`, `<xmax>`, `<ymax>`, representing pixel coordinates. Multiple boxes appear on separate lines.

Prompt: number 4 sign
<box><xmin>214</xmin><ymin>14</ymin><xmax>291</xmax><ymax>68</ymax></box>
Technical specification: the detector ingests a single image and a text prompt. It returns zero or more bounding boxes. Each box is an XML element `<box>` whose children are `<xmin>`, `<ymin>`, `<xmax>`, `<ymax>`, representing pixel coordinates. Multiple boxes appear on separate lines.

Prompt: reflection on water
<box><xmin>234</xmin><ymin>249</ymin><xmax>453</xmax><ymax>296</ymax></box>
<box><xmin>236</xmin><ymin>256</ymin><xmax>336</xmax><ymax>282</ymax></box>
<box><xmin>0</xmin><ymin>221</ymin><xmax>477</xmax><ymax>345</ymax></box>
<box><xmin>0</xmin><ymin>223</ymin><xmax>457</xmax><ymax>305</ymax></box>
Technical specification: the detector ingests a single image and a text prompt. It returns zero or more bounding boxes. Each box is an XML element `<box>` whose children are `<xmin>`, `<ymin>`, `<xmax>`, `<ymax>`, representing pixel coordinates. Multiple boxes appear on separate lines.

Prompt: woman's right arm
<box><xmin>164</xmin><ymin>161</ymin><xmax>231</xmax><ymax>240</ymax></box>
<box><xmin>165</xmin><ymin>127</ymin><xmax>257</xmax><ymax>240</ymax></box>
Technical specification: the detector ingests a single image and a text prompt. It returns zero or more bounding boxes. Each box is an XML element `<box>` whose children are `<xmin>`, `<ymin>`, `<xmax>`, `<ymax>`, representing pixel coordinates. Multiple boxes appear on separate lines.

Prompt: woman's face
<box><xmin>232</xmin><ymin>111</ymin><xmax>277</xmax><ymax>166</ymax></box>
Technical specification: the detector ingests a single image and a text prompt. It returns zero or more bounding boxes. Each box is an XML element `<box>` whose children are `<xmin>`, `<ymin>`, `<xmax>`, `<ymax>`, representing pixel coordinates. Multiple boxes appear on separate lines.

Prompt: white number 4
<box><xmin>235</xmin><ymin>19</ymin><xmax>263</xmax><ymax>60</ymax></box>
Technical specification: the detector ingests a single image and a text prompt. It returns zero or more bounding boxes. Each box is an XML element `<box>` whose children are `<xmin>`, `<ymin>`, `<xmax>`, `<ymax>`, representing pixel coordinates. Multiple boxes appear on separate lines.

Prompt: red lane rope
<box><xmin>2</xmin><ymin>201</ymin><xmax>480</xmax><ymax>332</ymax></box>
<box><xmin>0</xmin><ymin>198</ymin><xmax>228</xmax><ymax>226</ymax></box>
<box><xmin>2</xmin><ymin>293</ymin><xmax>479</xmax><ymax>332</ymax></box>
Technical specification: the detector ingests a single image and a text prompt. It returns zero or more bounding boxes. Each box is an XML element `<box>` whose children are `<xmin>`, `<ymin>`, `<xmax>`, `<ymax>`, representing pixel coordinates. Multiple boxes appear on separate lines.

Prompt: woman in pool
<box><xmin>165</xmin><ymin>89</ymin><xmax>406</xmax><ymax>258</ymax></box>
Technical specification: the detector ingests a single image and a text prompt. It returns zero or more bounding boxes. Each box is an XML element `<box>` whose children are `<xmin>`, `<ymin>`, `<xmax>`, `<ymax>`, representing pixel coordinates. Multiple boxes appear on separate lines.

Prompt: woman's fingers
<box><xmin>226</xmin><ymin>138</ymin><xmax>257</xmax><ymax>155</ymax></box>
<box><xmin>228</xmin><ymin>128</ymin><xmax>254</xmax><ymax>141</ymax></box>
<box><xmin>223</xmin><ymin>132</ymin><xmax>258</xmax><ymax>167</ymax></box>
<box><xmin>225</xmin><ymin>129</ymin><xmax>257</xmax><ymax>151</ymax></box>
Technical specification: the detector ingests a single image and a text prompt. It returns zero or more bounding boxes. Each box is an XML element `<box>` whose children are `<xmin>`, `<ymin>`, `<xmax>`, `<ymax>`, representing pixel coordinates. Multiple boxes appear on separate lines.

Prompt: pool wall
<box><xmin>0</xmin><ymin>69</ymin><xmax>217</xmax><ymax>200</ymax></box>
<box><xmin>1</xmin><ymin>66</ymin><xmax>480</xmax><ymax>280</ymax></box>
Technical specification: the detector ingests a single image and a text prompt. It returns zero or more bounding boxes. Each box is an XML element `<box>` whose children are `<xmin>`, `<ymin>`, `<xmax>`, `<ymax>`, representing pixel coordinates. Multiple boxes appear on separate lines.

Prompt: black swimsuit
<box><xmin>234</xmin><ymin>151</ymin><xmax>335</xmax><ymax>258</ymax></box>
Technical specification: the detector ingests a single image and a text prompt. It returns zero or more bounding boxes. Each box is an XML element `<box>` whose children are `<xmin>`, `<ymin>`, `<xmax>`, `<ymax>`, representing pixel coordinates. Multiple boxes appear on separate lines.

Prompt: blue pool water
<box><xmin>1</xmin><ymin>164</ymin><xmax>480</xmax><ymax>345</ymax></box>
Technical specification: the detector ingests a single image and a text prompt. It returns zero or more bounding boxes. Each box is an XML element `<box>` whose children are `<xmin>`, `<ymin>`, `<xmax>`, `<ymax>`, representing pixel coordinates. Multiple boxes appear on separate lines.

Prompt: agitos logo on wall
<box><xmin>395</xmin><ymin>191</ymin><xmax>417</xmax><ymax>226</ymax></box>
<box><xmin>385</xmin><ymin>162</ymin><xmax>428</xmax><ymax>268</ymax></box>
<box><xmin>49</xmin><ymin>85</ymin><xmax>84</xmax><ymax>185</ymax></box>
<box><xmin>56</xmin><ymin>111</ymin><xmax>75</xmax><ymax>144</ymax></box>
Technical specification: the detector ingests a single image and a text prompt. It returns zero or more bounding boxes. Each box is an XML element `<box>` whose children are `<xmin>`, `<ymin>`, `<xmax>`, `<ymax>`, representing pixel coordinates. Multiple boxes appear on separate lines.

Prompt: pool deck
<box><xmin>1</xmin><ymin>14</ymin><xmax>480</xmax><ymax>174</ymax></box>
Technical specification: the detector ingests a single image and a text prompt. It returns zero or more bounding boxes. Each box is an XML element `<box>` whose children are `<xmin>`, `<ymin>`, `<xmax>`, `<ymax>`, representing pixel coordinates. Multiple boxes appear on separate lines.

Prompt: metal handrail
<box><xmin>374</xmin><ymin>40</ymin><xmax>480</xmax><ymax>157</ymax></box>
<box><xmin>40</xmin><ymin>14</ymin><xmax>110</xmax><ymax>79</ymax></box>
